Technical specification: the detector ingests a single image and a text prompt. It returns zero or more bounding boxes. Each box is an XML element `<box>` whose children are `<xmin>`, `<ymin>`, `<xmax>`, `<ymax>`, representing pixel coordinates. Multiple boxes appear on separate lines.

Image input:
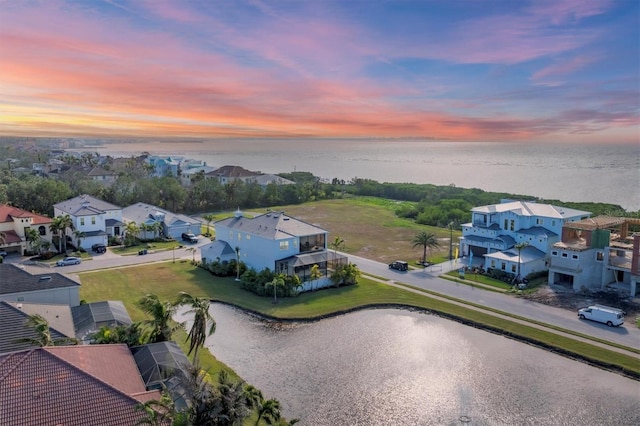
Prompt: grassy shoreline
<box><xmin>79</xmin><ymin>261</ymin><xmax>640</xmax><ymax>380</ymax></box>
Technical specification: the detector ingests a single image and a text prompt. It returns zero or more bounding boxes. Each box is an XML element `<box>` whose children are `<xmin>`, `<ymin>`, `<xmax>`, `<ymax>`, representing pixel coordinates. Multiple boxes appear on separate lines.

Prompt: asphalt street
<box><xmin>8</xmin><ymin>244</ymin><xmax>639</xmax><ymax>350</ymax></box>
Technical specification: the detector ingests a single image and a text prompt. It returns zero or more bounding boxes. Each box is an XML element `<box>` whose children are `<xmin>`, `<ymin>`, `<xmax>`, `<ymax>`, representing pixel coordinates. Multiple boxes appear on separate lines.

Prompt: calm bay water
<box><xmin>85</xmin><ymin>139</ymin><xmax>639</xmax><ymax>211</ymax></box>
<box><xmin>176</xmin><ymin>304</ymin><xmax>640</xmax><ymax>426</ymax></box>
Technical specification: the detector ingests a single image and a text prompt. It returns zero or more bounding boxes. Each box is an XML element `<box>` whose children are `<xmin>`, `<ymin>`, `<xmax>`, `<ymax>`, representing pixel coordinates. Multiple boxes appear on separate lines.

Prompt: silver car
<box><xmin>56</xmin><ymin>256</ymin><xmax>82</xmax><ymax>266</ymax></box>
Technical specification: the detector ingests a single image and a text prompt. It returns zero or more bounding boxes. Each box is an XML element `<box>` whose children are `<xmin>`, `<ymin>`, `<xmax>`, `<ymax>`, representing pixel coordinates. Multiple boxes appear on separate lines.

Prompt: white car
<box><xmin>56</xmin><ymin>257</ymin><xmax>82</xmax><ymax>266</ymax></box>
<box><xmin>0</xmin><ymin>250</ymin><xmax>8</xmax><ymax>258</ymax></box>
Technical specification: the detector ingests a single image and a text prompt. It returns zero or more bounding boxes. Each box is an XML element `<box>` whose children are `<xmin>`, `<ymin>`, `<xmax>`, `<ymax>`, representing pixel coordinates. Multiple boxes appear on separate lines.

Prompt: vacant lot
<box><xmin>244</xmin><ymin>197</ymin><xmax>458</xmax><ymax>265</ymax></box>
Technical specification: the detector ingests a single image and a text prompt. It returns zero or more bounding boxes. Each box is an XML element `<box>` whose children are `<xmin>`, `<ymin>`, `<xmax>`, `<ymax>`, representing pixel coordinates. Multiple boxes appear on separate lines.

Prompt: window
<box><xmin>246</xmin><ymin>235</ymin><xmax>251</xmax><ymax>240</ymax></box>
<box><xmin>80</xmin><ymin>218</ymin><xmax>85</xmax><ymax>226</ymax></box>
<box><xmin>280</xmin><ymin>241</ymin><xmax>289</xmax><ymax>250</ymax></box>
<box><xmin>38</xmin><ymin>226</ymin><xmax>46</xmax><ymax>236</ymax></box>
<box><xmin>552</xmin><ymin>220</ymin><xmax>556</xmax><ymax>226</ymax></box>
<box><xmin>504</xmin><ymin>219</ymin><xmax>508</xmax><ymax>230</ymax></box>
<box><xmin>596</xmin><ymin>251</ymin><xmax>604</xmax><ymax>261</ymax></box>
<box><xmin>491</xmin><ymin>260</ymin><xmax>496</xmax><ymax>268</ymax></box>
<box><xmin>91</xmin><ymin>217</ymin><xmax>96</xmax><ymax>225</ymax></box>
<box><xmin>551</xmin><ymin>251</ymin><xmax>558</xmax><ymax>256</ymax></box>
<box><xmin>561</xmin><ymin>253</ymin><xmax>568</xmax><ymax>258</ymax></box>
<box><xmin>572</xmin><ymin>254</ymin><xmax>578</xmax><ymax>260</ymax></box>
<box><xmin>511</xmin><ymin>264</ymin><xmax>516</xmax><ymax>273</ymax></box>
<box><xmin>501</xmin><ymin>262</ymin><xmax>506</xmax><ymax>271</ymax></box>
<box><xmin>536</xmin><ymin>218</ymin><xmax>543</xmax><ymax>225</ymax></box>
<box><xmin>237</xmin><ymin>232</ymin><xmax>242</xmax><ymax>240</ymax></box>
<box><xmin>510</xmin><ymin>220</ymin><xmax>515</xmax><ymax>231</ymax></box>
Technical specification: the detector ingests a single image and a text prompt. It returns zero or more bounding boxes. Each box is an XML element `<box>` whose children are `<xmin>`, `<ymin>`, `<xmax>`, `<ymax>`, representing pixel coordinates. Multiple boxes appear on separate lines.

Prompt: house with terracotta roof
<box><xmin>460</xmin><ymin>200</ymin><xmax>590</xmax><ymax>279</ymax></box>
<box><xmin>54</xmin><ymin>194</ymin><xmax>124</xmax><ymax>250</ymax></box>
<box><xmin>201</xmin><ymin>209</ymin><xmax>348</xmax><ymax>291</ymax></box>
<box><xmin>0</xmin><ymin>203</ymin><xmax>53</xmax><ymax>256</ymax></box>
<box><xmin>0</xmin><ymin>263</ymin><xmax>81</xmax><ymax>306</ymax></box>
<box><xmin>0</xmin><ymin>345</ymin><xmax>160</xmax><ymax>425</ymax></box>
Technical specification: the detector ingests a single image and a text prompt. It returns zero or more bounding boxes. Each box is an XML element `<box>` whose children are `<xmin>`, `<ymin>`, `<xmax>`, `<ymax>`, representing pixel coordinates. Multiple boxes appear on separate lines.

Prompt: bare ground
<box><xmin>524</xmin><ymin>284</ymin><xmax>640</xmax><ymax>318</ymax></box>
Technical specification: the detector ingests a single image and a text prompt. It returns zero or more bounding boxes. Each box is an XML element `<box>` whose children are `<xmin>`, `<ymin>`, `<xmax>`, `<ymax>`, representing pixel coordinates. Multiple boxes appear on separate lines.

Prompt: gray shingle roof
<box><xmin>215</xmin><ymin>211</ymin><xmax>327</xmax><ymax>240</ymax></box>
<box><xmin>122</xmin><ymin>202</ymin><xmax>201</xmax><ymax>227</ymax></box>
<box><xmin>54</xmin><ymin>194</ymin><xmax>121</xmax><ymax>215</ymax></box>
<box><xmin>0</xmin><ymin>264</ymin><xmax>80</xmax><ymax>295</ymax></box>
<box><xmin>0</xmin><ymin>349</ymin><xmax>149</xmax><ymax>425</ymax></box>
<box><xmin>0</xmin><ymin>302</ymin><xmax>70</xmax><ymax>354</ymax></box>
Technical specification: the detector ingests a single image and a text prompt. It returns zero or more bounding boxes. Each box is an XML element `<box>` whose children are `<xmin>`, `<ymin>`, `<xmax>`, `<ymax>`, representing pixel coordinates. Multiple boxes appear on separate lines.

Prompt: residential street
<box><xmin>8</xmin><ymin>245</ymin><xmax>639</xmax><ymax>351</ymax></box>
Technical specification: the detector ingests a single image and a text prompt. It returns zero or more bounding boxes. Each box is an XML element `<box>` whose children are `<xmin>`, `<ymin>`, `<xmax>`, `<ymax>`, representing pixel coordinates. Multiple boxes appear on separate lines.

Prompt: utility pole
<box><xmin>448</xmin><ymin>221</ymin><xmax>454</xmax><ymax>260</ymax></box>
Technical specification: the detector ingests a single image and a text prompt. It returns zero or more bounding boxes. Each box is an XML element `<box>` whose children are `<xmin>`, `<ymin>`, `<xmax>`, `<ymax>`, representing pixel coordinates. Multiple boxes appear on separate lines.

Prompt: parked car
<box><xmin>182</xmin><ymin>232</ymin><xmax>198</xmax><ymax>243</ymax></box>
<box><xmin>578</xmin><ymin>305</ymin><xmax>624</xmax><ymax>327</ymax></box>
<box><xmin>0</xmin><ymin>250</ymin><xmax>8</xmax><ymax>258</ymax></box>
<box><xmin>91</xmin><ymin>243</ymin><xmax>107</xmax><ymax>254</ymax></box>
<box><xmin>56</xmin><ymin>256</ymin><xmax>82</xmax><ymax>266</ymax></box>
<box><xmin>388</xmin><ymin>260</ymin><xmax>409</xmax><ymax>271</ymax></box>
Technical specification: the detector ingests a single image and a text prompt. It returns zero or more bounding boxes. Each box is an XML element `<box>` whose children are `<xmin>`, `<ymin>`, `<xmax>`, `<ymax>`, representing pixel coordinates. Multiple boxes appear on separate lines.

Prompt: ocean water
<box><xmin>85</xmin><ymin>140</ymin><xmax>640</xmax><ymax>211</ymax></box>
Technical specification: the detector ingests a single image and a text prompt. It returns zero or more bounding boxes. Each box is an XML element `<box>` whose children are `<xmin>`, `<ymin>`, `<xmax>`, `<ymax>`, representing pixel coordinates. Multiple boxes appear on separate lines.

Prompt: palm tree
<box><xmin>309</xmin><ymin>264</ymin><xmax>322</xmax><ymax>290</ymax></box>
<box><xmin>73</xmin><ymin>229</ymin><xmax>86</xmax><ymax>251</ymax></box>
<box><xmin>255</xmin><ymin>397</ymin><xmax>281</xmax><ymax>426</ymax></box>
<box><xmin>202</xmin><ymin>213</ymin><xmax>216</xmax><ymax>237</ymax></box>
<box><xmin>135</xmin><ymin>390</ymin><xmax>180</xmax><ymax>426</ymax></box>
<box><xmin>137</xmin><ymin>294</ymin><xmax>179</xmax><ymax>343</ymax></box>
<box><xmin>235</xmin><ymin>246</ymin><xmax>241</xmax><ymax>281</ymax></box>
<box><xmin>50</xmin><ymin>215</ymin><xmax>73</xmax><ymax>254</ymax></box>
<box><xmin>176</xmin><ymin>292</ymin><xmax>216</xmax><ymax>360</ymax></box>
<box><xmin>25</xmin><ymin>228</ymin><xmax>40</xmax><ymax>254</ymax></box>
<box><xmin>412</xmin><ymin>231</ymin><xmax>440</xmax><ymax>265</ymax></box>
<box><xmin>186</xmin><ymin>246</ymin><xmax>197</xmax><ymax>263</ymax></box>
<box><xmin>266</xmin><ymin>275</ymin><xmax>285</xmax><ymax>304</ymax></box>
<box><xmin>19</xmin><ymin>314</ymin><xmax>77</xmax><ymax>347</ymax></box>
<box><xmin>124</xmin><ymin>221</ymin><xmax>140</xmax><ymax>247</ymax></box>
<box><xmin>330</xmin><ymin>235</ymin><xmax>345</xmax><ymax>267</ymax></box>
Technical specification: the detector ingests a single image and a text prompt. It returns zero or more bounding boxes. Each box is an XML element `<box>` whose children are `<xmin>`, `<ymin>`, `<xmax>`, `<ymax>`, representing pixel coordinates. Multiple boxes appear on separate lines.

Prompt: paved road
<box><xmin>347</xmin><ymin>254</ymin><xmax>640</xmax><ymax>350</ymax></box>
<box><xmin>8</xmin><ymin>245</ymin><xmax>639</xmax><ymax>350</ymax></box>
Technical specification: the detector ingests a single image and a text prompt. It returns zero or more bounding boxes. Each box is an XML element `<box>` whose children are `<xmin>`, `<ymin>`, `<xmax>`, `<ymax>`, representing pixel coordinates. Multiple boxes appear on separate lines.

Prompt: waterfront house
<box><xmin>0</xmin><ymin>204</ymin><xmax>53</xmax><ymax>256</ymax></box>
<box><xmin>87</xmin><ymin>166</ymin><xmax>118</xmax><ymax>185</ymax></box>
<box><xmin>201</xmin><ymin>209</ymin><xmax>347</xmax><ymax>290</ymax></box>
<box><xmin>0</xmin><ymin>345</ymin><xmax>159</xmax><ymax>425</ymax></box>
<box><xmin>146</xmin><ymin>154</ymin><xmax>182</xmax><ymax>177</ymax></box>
<box><xmin>204</xmin><ymin>165</ymin><xmax>260</xmax><ymax>185</ymax></box>
<box><xmin>460</xmin><ymin>200</ymin><xmax>590</xmax><ymax>279</ymax></box>
<box><xmin>53</xmin><ymin>194</ymin><xmax>124</xmax><ymax>250</ymax></box>
<box><xmin>547</xmin><ymin>216</ymin><xmax>640</xmax><ymax>296</ymax></box>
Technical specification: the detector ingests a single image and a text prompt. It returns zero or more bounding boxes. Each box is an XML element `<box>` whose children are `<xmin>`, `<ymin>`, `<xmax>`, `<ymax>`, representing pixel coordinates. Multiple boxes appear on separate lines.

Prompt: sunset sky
<box><xmin>1</xmin><ymin>0</ymin><xmax>638</xmax><ymax>143</ymax></box>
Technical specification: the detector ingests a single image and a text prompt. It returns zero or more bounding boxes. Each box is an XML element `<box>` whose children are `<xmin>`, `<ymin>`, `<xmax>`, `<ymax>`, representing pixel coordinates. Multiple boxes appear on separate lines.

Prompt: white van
<box><xmin>578</xmin><ymin>305</ymin><xmax>624</xmax><ymax>327</ymax></box>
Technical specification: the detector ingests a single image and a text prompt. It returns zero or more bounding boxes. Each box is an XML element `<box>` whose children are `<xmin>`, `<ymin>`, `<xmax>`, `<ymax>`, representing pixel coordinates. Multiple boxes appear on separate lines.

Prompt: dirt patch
<box><xmin>523</xmin><ymin>284</ymin><xmax>640</xmax><ymax>318</ymax></box>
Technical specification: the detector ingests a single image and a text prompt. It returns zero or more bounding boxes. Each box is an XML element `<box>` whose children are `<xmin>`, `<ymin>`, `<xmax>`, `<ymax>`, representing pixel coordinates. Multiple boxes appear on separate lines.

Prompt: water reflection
<box><xmin>178</xmin><ymin>304</ymin><xmax>640</xmax><ymax>425</ymax></box>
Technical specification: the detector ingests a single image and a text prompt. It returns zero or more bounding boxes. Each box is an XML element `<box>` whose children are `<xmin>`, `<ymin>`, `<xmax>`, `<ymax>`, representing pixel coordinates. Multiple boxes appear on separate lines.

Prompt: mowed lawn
<box><xmin>79</xmin><ymin>262</ymin><xmax>640</xmax><ymax>377</ymax></box>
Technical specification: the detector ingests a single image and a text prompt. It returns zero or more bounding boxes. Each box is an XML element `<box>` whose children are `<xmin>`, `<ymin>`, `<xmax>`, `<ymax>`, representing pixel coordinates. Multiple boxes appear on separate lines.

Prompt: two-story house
<box><xmin>201</xmin><ymin>210</ymin><xmax>347</xmax><ymax>291</ymax></box>
<box><xmin>53</xmin><ymin>195</ymin><xmax>124</xmax><ymax>250</ymax></box>
<box><xmin>204</xmin><ymin>165</ymin><xmax>260</xmax><ymax>185</ymax></box>
<box><xmin>460</xmin><ymin>200</ymin><xmax>590</xmax><ymax>279</ymax></box>
<box><xmin>146</xmin><ymin>155</ymin><xmax>182</xmax><ymax>177</ymax></box>
<box><xmin>0</xmin><ymin>204</ymin><xmax>53</xmax><ymax>256</ymax></box>
<box><xmin>547</xmin><ymin>216</ymin><xmax>640</xmax><ymax>296</ymax></box>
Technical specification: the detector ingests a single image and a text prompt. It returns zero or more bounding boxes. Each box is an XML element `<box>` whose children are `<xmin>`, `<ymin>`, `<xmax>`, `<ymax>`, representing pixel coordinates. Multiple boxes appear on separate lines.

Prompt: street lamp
<box><xmin>448</xmin><ymin>221</ymin><xmax>454</xmax><ymax>260</ymax></box>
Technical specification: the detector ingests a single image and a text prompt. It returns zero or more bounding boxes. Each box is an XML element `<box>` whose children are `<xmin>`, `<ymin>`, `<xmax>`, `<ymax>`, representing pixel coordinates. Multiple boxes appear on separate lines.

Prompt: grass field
<box><xmin>79</xmin><ymin>262</ymin><xmax>640</xmax><ymax>379</ymax></box>
<box><xmin>225</xmin><ymin>196</ymin><xmax>457</xmax><ymax>265</ymax></box>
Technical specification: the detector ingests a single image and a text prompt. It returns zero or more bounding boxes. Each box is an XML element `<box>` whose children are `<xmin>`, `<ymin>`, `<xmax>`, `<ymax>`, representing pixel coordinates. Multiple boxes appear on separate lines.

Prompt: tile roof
<box><xmin>8</xmin><ymin>302</ymin><xmax>75</xmax><ymax>338</ymax></box>
<box><xmin>0</xmin><ymin>349</ymin><xmax>150</xmax><ymax>425</ymax></box>
<box><xmin>0</xmin><ymin>302</ymin><xmax>70</xmax><ymax>354</ymax></box>
<box><xmin>0</xmin><ymin>204</ymin><xmax>52</xmax><ymax>224</ymax></box>
<box><xmin>0</xmin><ymin>263</ymin><xmax>80</xmax><ymax>295</ymax></box>
<box><xmin>216</xmin><ymin>211</ymin><xmax>327</xmax><ymax>240</ymax></box>
<box><xmin>206</xmin><ymin>164</ymin><xmax>258</xmax><ymax>178</ymax></box>
<box><xmin>45</xmin><ymin>344</ymin><xmax>154</xmax><ymax>396</ymax></box>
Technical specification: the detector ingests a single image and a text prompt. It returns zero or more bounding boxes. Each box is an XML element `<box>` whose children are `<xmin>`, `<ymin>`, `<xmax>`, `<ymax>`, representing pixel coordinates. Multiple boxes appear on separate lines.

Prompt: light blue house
<box><xmin>460</xmin><ymin>200</ymin><xmax>591</xmax><ymax>279</ymax></box>
<box><xmin>146</xmin><ymin>155</ymin><xmax>182</xmax><ymax>177</ymax></box>
<box><xmin>201</xmin><ymin>210</ymin><xmax>347</xmax><ymax>291</ymax></box>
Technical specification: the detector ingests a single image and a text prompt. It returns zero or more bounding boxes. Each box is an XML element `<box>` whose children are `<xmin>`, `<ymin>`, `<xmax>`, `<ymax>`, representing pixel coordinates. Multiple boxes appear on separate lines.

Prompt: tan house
<box><xmin>0</xmin><ymin>204</ymin><xmax>53</xmax><ymax>256</ymax></box>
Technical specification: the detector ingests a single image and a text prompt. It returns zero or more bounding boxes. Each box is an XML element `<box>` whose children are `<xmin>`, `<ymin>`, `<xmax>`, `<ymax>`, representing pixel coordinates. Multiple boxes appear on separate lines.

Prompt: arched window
<box><xmin>38</xmin><ymin>226</ymin><xmax>46</xmax><ymax>236</ymax></box>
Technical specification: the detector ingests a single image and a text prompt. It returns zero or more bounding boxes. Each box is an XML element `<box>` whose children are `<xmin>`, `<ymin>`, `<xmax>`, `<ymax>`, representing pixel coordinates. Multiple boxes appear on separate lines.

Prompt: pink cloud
<box><xmin>532</xmin><ymin>55</ymin><xmax>597</xmax><ymax>81</ymax></box>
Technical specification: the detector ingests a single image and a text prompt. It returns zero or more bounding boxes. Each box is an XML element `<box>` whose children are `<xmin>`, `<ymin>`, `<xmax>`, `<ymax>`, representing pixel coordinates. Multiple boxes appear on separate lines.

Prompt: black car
<box><xmin>92</xmin><ymin>243</ymin><xmax>107</xmax><ymax>254</ymax></box>
<box><xmin>389</xmin><ymin>260</ymin><xmax>409</xmax><ymax>271</ymax></box>
<box><xmin>182</xmin><ymin>233</ymin><xmax>198</xmax><ymax>243</ymax></box>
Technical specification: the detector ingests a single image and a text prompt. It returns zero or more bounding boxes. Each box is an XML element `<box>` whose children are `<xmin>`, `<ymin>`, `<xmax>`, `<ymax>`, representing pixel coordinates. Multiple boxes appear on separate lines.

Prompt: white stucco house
<box><xmin>122</xmin><ymin>202</ymin><xmax>201</xmax><ymax>240</ymax></box>
<box><xmin>547</xmin><ymin>216</ymin><xmax>640</xmax><ymax>296</ymax></box>
<box><xmin>460</xmin><ymin>200</ymin><xmax>591</xmax><ymax>280</ymax></box>
<box><xmin>53</xmin><ymin>194</ymin><xmax>124</xmax><ymax>250</ymax></box>
<box><xmin>201</xmin><ymin>210</ymin><xmax>347</xmax><ymax>291</ymax></box>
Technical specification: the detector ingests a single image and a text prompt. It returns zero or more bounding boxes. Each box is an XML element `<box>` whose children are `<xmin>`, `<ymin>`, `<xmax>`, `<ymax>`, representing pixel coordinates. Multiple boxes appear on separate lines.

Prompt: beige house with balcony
<box><xmin>0</xmin><ymin>204</ymin><xmax>53</xmax><ymax>256</ymax></box>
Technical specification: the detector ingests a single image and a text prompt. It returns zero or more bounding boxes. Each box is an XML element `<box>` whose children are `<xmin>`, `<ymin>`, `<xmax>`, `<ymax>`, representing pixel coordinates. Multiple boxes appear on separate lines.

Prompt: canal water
<box><xmin>177</xmin><ymin>304</ymin><xmax>640</xmax><ymax>425</ymax></box>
